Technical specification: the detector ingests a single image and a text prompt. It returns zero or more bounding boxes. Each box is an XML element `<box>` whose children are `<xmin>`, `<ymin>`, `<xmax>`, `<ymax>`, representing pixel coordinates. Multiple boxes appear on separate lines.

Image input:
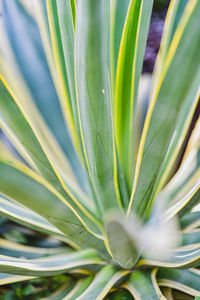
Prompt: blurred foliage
<box><xmin>0</xmin><ymin>275</ymin><xmax>70</xmax><ymax>300</ymax></box>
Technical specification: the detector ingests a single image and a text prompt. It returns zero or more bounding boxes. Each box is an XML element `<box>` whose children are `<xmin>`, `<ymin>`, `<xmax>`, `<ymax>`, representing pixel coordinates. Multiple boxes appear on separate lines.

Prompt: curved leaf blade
<box><xmin>129</xmin><ymin>0</ymin><xmax>200</xmax><ymax>219</ymax></box>
<box><xmin>157</xmin><ymin>268</ymin><xmax>200</xmax><ymax>297</ymax></box>
<box><xmin>46</xmin><ymin>281</ymin><xmax>76</xmax><ymax>300</ymax></box>
<box><xmin>124</xmin><ymin>269</ymin><xmax>165</xmax><ymax>300</ymax></box>
<box><xmin>63</xmin><ymin>276</ymin><xmax>93</xmax><ymax>300</ymax></box>
<box><xmin>181</xmin><ymin>229</ymin><xmax>200</xmax><ymax>248</ymax></box>
<box><xmin>0</xmin><ymin>159</ymin><xmax>107</xmax><ymax>255</ymax></box>
<box><xmin>180</xmin><ymin>212</ymin><xmax>200</xmax><ymax>231</ymax></box>
<box><xmin>0</xmin><ymin>80</ymin><xmax>101</xmax><ymax>233</ymax></box>
<box><xmin>0</xmin><ymin>249</ymin><xmax>104</xmax><ymax>277</ymax></box>
<box><xmin>76</xmin><ymin>266</ymin><xmax>129</xmax><ymax>300</ymax></box>
<box><xmin>162</xmin><ymin>116</ymin><xmax>200</xmax><ymax>204</ymax></box>
<box><xmin>164</xmin><ymin>183</ymin><xmax>200</xmax><ymax>221</ymax></box>
<box><xmin>2</xmin><ymin>0</ymin><xmax>83</xmax><ymax>182</ymax></box>
<box><xmin>0</xmin><ymin>238</ymin><xmax>68</xmax><ymax>259</ymax></box>
<box><xmin>138</xmin><ymin>245</ymin><xmax>200</xmax><ymax>268</ymax></box>
<box><xmin>0</xmin><ymin>195</ymin><xmax>67</xmax><ymax>240</ymax></box>
<box><xmin>0</xmin><ymin>273</ymin><xmax>35</xmax><ymax>286</ymax></box>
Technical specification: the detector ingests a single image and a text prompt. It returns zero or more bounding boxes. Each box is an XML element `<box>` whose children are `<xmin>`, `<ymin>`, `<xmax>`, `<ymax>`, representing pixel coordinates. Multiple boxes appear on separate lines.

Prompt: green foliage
<box><xmin>0</xmin><ymin>0</ymin><xmax>200</xmax><ymax>298</ymax></box>
<box><xmin>0</xmin><ymin>275</ymin><xmax>70</xmax><ymax>299</ymax></box>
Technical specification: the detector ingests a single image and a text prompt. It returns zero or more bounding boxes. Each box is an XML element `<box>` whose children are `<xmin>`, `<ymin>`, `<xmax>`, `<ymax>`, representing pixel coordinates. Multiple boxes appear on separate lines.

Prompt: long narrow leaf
<box><xmin>0</xmin><ymin>249</ymin><xmax>104</xmax><ymax>277</ymax></box>
<box><xmin>0</xmin><ymin>195</ymin><xmax>67</xmax><ymax>241</ymax></box>
<box><xmin>2</xmin><ymin>0</ymin><xmax>84</xmax><ymax>183</ymax></box>
<box><xmin>0</xmin><ymin>80</ymin><xmax>101</xmax><ymax>233</ymax></box>
<box><xmin>162</xmin><ymin>116</ymin><xmax>200</xmax><ymax>204</ymax></box>
<box><xmin>155</xmin><ymin>0</ymin><xmax>189</xmax><ymax>74</ymax></box>
<box><xmin>129</xmin><ymin>0</ymin><xmax>200</xmax><ymax>219</ymax></box>
<box><xmin>123</xmin><ymin>269</ymin><xmax>165</xmax><ymax>300</ymax></box>
<box><xmin>0</xmin><ymin>159</ymin><xmax>108</xmax><ymax>255</ymax></box>
<box><xmin>138</xmin><ymin>245</ymin><xmax>200</xmax><ymax>268</ymax></box>
<box><xmin>180</xmin><ymin>212</ymin><xmax>200</xmax><ymax>231</ymax></box>
<box><xmin>75</xmin><ymin>0</ymin><xmax>120</xmax><ymax>212</ymax></box>
<box><xmin>46</xmin><ymin>0</ymin><xmax>82</xmax><ymax>157</ymax></box>
<box><xmin>76</xmin><ymin>266</ymin><xmax>129</xmax><ymax>300</ymax></box>
<box><xmin>0</xmin><ymin>273</ymin><xmax>35</xmax><ymax>286</ymax></box>
<box><xmin>157</xmin><ymin>268</ymin><xmax>200</xmax><ymax>297</ymax></box>
<box><xmin>0</xmin><ymin>238</ymin><xmax>68</xmax><ymax>259</ymax></box>
<box><xmin>63</xmin><ymin>276</ymin><xmax>93</xmax><ymax>300</ymax></box>
<box><xmin>182</xmin><ymin>229</ymin><xmax>200</xmax><ymax>248</ymax></box>
<box><xmin>110</xmin><ymin>0</ymin><xmax>129</xmax><ymax>91</ymax></box>
<box><xmin>164</xmin><ymin>183</ymin><xmax>200</xmax><ymax>221</ymax></box>
<box><xmin>115</xmin><ymin>0</ymin><xmax>153</xmax><ymax>188</ymax></box>
<box><xmin>46</xmin><ymin>281</ymin><xmax>76</xmax><ymax>300</ymax></box>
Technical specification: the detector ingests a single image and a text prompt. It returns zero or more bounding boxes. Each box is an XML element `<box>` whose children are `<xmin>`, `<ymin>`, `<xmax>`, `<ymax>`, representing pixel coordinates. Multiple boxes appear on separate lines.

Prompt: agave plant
<box><xmin>0</xmin><ymin>0</ymin><xmax>200</xmax><ymax>298</ymax></box>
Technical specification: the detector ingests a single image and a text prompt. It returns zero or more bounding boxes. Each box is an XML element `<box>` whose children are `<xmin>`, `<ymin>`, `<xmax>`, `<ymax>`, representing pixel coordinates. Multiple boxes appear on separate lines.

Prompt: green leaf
<box><xmin>156</xmin><ymin>0</ymin><xmax>189</xmax><ymax>71</ymax></box>
<box><xmin>46</xmin><ymin>0</ymin><xmax>82</xmax><ymax>157</ymax></box>
<box><xmin>0</xmin><ymin>118</ymin><xmax>36</xmax><ymax>170</ymax></box>
<box><xmin>110</xmin><ymin>0</ymin><xmax>129</xmax><ymax>91</ymax></box>
<box><xmin>33</xmin><ymin>0</ymin><xmax>76</xmax><ymax>142</ymax></box>
<box><xmin>0</xmin><ymin>159</ymin><xmax>108</xmax><ymax>255</ymax></box>
<box><xmin>123</xmin><ymin>269</ymin><xmax>165</xmax><ymax>300</ymax></box>
<box><xmin>157</xmin><ymin>268</ymin><xmax>200</xmax><ymax>297</ymax></box>
<box><xmin>44</xmin><ymin>281</ymin><xmax>76</xmax><ymax>300</ymax></box>
<box><xmin>162</xmin><ymin>116</ymin><xmax>200</xmax><ymax>204</ymax></box>
<box><xmin>75</xmin><ymin>0</ymin><xmax>120</xmax><ymax>212</ymax></box>
<box><xmin>0</xmin><ymin>249</ymin><xmax>104</xmax><ymax>276</ymax></box>
<box><xmin>0</xmin><ymin>195</ymin><xmax>67</xmax><ymax>241</ymax></box>
<box><xmin>69</xmin><ymin>0</ymin><xmax>76</xmax><ymax>27</ymax></box>
<box><xmin>114</xmin><ymin>0</ymin><xmax>153</xmax><ymax>188</ymax></box>
<box><xmin>129</xmin><ymin>0</ymin><xmax>200</xmax><ymax>219</ymax></box>
<box><xmin>0</xmin><ymin>80</ymin><xmax>58</xmax><ymax>186</ymax></box>
<box><xmin>106</xmin><ymin>218</ymin><xmax>141</xmax><ymax>269</ymax></box>
<box><xmin>0</xmin><ymin>273</ymin><xmax>35</xmax><ymax>286</ymax></box>
<box><xmin>181</xmin><ymin>229</ymin><xmax>200</xmax><ymax>247</ymax></box>
<box><xmin>2</xmin><ymin>0</ymin><xmax>84</xmax><ymax>184</ymax></box>
<box><xmin>180</xmin><ymin>212</ymin><xmax>200</xmax><ymax>231</ymax></box>
<box><xmin>138</xmin><ymin>244</ymin><xmax>200</xmax><ymax>268</ymax></box>
<box><xmin>164</xmin><ymin>183</ymin><xmax>200</xmax><ymax>221</ymax></box>
<box><xmin>76</xmin><ymin>266</ymin><xmax>129</xmax><ymax>300</ymax></box>
<box><xmin>62</xmin><ymin>276</ymin><xmax>93</xmax><ymax>300</ymax></box>
<box><xmin>0</xmin><ymin>238</ymin><xmax>68</xmax><ymax>259</ymax></box>
<box><xmin>0</xmin><ymin>80</ymin><xmax>102</xmax><ymax>235</ymax></box>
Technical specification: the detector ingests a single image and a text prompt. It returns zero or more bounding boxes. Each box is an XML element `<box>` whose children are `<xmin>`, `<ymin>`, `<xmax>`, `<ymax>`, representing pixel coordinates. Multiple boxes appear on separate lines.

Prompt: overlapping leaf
<box><xmin>129</xmin><ymin>0</ymin><xmax>200</xmax><ymax>219</ymax></box>
<box><xmin>0</xmin><ymin>249</ymin><xmax>104</xmax><ymax>276</ymax></box>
